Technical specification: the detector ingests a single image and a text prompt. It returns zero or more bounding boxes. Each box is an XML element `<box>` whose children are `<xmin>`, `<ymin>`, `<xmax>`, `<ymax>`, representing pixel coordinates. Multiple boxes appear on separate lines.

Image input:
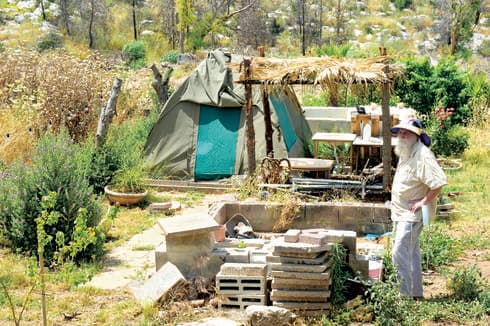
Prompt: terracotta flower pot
<box><xmin>104</xmin><ymin>186</ymin><xmax>148</xmax><ymax>206</ymax></box>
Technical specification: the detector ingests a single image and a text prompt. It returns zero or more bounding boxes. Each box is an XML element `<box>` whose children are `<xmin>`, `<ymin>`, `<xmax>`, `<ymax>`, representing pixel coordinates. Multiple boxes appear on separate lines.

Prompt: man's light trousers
<box><xmin>392</xmin><ymin>221</ymin><xmax>424</xmax><ymax>297</ymax></box>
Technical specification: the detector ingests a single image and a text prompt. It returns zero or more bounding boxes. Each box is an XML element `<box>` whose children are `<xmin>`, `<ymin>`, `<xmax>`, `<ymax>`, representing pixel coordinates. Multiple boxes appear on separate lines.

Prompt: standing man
<box><xmin>390</xmin><ymin>119</ymin><xmax>447</xmax><ymax>299</ymax></box>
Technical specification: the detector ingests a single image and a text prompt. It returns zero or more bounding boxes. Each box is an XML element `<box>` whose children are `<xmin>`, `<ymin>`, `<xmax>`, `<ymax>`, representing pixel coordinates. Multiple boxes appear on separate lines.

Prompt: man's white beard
<box><xmin>395</xmin><ymin>136</ymin><xmax>418</xmax><ymax>159</ymax></box>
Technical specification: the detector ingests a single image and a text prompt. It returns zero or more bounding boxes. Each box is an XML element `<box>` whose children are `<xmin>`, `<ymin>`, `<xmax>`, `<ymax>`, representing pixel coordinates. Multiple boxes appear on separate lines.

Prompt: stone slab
<box><xmin>267</xmin><ymin>251</ymin><xmax>330</xmax><ymax>265</ymax></box>
<box><xmin>273</xmin><ymin>242</ymin><xmax>332</xmax><ymax>257</ymax></box>
<box><xmin>158</xmin><ymin>214</ymin><xmax>220</xmax><ymax>237</ymax></box>
<box><xmin>284</xmin><ymin>229</ymin><xmax>300</xmax><ymax>243</ymax></box>
<box><xmin>271</xmin><ymin>270</ymin><xmax>331</xmax><ymax>281</ymax></box>
<box><xmin>154</xmin><ymin>242</ymin><xmax>168</xmax><ymax>271</ymax></box>
<box><xmin>130</xmin><ymin>262</ymin><xmax>185</xmax><ymax>305</ymax></box>
<box><xmin>219</xmin><ymin>263</ymin><xmax>267</xmax><ymax>277</ymax></box>
<box><xmin>269</xmin><ymin>260</ymin><xmax>331</xmax><ymax>273</ymax></box>
<box><xmin>270</xmin><ymin>289</ymin><xmax>330</xmax><ymax>302</ymax></box>
<box><xmin>272</xmin><ymin>277</ymin><xmax>331</xmax><ymax>290</ymax></box>
<box><xmin>273</xmin><ymin>301</ymin><xmax>331</xmax><ymax>311</ymax></box>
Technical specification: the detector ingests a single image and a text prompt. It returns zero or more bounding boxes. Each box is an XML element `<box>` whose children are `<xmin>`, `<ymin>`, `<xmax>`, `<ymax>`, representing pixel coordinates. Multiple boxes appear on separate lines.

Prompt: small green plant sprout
<box><xmin>36</xmin><ymin>192</ymin><xmax>61</xmax><ymax>326</ymax></box>
<box><xmin>238</xmin><ymin>240</ymin><xmax>247</xmax><ymax>249</ymax></box>
<box><xmin>54</xmin><ymin>207</ymin><xmax>106</xmax><ymax>265</ymax></box>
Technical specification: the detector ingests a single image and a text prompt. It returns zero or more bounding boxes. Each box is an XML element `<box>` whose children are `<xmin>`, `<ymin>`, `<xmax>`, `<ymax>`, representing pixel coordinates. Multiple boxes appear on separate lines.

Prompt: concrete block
<box><xmin>154</xmin><ymin>242</ymin><xmax>167</xmax><ymax>271</ymax></box>
<box><xmin>165</xmin><ymin>232</ymin><xmax>217</xmax><ymax>278</ymax></box>
<box><xmin>216</xmin><ymin>274</ymin><xmax>266</xmax><ymax>294</ymax></box>
<box><xmin>218</xmin><ymin>294</ymin><xmax>267</xmax><ymax>309</ymax></box>
<box><xmin>273</xmin><ymin>241</ymin><xmax>332</xmax><ymax>257</ymax></box>
<box><xmin>130</xmin><ymin>262</ymin><xmax>185</xmax><ymax>305</ymax></box>
<box><xmin>224</xmin><ymin>248</ymin><xmax>250</xmax><ymax>263</ymax></box>
<box><xmin>284</xmin><ymin>229</ymin><xmax>301</xmax><ymax>243</ymax></box>
<box><xmin>219</xmin><ymin>263</ymin><xmax>267</xmax><ymax>277</ymax></box>
<box><xmin>250</xmin><ymin>249</ymin><xmax>271</xmax><ymax>264</ymax></box>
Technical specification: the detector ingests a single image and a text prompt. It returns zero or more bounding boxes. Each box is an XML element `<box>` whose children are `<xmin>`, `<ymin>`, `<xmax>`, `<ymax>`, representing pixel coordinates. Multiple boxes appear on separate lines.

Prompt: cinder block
<box><xmin>216</xmin><ymin>274</ymin><xmax>266</xmax><ymax>294</ymax></box>
<box><xmin>249</xmin><ymin>249</ymin><xmax>271</xmax><ymax>264</ymax></box>
<box><xmin>219</xmin><ymin>263</ymin><xmax>267</xmax><ymax>277</ymax></box>
<box><xmin>218</xmin><ymin>294</ymin><xmax>267</xmax><ymax>309</ymax></box>
<box><xmin>224</xmin><ymin>248</ymin><xmax>250</xmax><ymax>263</ymax></box>
<box><xmin>284</xmin><ymin>229</ymin><xmax>301</xmax><ymax>243</ymax></box>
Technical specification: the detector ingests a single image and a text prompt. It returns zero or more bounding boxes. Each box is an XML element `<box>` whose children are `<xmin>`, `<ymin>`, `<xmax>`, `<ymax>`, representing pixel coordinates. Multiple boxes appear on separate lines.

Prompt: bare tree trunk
<box><xmin>96</xmin><ymin>78</ymin><xmax>122</xmax><ymax>148</ymax></box>
<box><xmin>59</xmin><ymin>0</ymin><xmax>71</xmax><ymax>35</ymax></box>
<box><xmin>132</xmin><ymin>0</ymin><xmax>138</xmax><ymax>40</ymax></box>
<box><xmin>40</xmin><ymin>0</ymin><xmax>46</xmax><ymax>21</ymax></box>
<box><xmin>450</xmin><ymin>28</ymin><xmax>457</xmax><ymax>55</ymax></box>
<box><xmin>150</xmin><ymin>64</ymin><xmax>173</xmax><ymax>107</ymax></box>
<box><xmin>88</xmin><ymin>0</ymin><xmax>95</xmax><ymax>48</ymax></box>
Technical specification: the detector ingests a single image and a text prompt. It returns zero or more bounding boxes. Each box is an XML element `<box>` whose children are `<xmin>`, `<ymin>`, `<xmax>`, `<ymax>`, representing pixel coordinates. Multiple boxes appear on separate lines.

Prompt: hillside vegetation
<box><xmin>0</xmin><ymin>0</ymin><xmax>489</xmax><ymax>325</ymax></box>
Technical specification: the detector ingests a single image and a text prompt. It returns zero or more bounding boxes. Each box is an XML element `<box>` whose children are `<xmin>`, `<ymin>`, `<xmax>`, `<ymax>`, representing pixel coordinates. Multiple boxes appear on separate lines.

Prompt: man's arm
<box><xmin>410</xmin><ymin>186</ymin><xmax>443</xmax><ymax>214</ymax></box>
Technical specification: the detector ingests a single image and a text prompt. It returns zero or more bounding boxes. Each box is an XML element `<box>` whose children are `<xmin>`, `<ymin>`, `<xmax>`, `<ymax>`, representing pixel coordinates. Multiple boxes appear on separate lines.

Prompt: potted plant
<box><xmin>104</xmin><ymin>163</ymin><xmax>148</xmax><ymax>206</ymax></box>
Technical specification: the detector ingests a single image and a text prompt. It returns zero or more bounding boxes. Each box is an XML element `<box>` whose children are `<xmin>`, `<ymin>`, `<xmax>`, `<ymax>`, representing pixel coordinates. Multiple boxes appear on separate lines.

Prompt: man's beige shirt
<box><xmin>391</xmin><ymin>141</ymin><xmax>447</xmax><ymax>222</ymax></box>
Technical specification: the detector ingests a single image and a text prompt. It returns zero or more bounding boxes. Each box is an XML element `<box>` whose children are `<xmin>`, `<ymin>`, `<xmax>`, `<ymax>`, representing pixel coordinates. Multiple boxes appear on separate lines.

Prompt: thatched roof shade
<box><xmin>232</xmin><ymin>55</ymin><xmax>403</xmax><ymax>88</ymax></box>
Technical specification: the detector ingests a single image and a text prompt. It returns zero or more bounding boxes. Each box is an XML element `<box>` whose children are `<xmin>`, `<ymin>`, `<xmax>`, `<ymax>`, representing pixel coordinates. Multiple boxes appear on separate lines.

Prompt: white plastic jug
<box><xmin>362</xmin><ymin>122</ymin><xmax>372</xmax><ymax>140</ymax></box>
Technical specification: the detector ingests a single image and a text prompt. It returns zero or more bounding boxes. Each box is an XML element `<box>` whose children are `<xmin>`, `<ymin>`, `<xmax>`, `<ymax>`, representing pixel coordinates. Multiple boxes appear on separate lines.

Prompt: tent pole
<box><xmin>379</xmin><ymin>46</ymin><xmax>392</xmax><ymax>189</ymax></box>
<box><xmin>258</xmin><ymin>46</ymin><xmax>274</xmax><ymax>158</ymax></box>
<box><xmin>242</xmin><ymin>59</ymin><xmax>256</xmax><ymax>175</ymax></box>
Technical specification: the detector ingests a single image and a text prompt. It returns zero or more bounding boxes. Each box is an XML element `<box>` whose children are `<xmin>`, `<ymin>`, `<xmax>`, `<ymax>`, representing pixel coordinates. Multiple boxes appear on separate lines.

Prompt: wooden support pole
<box><xmin>242</xmin><ymin>59</ymin><xmax>256</xmax><ymax>174</ymax></box>
<box><xmin>379</xmin><ymin>47</ymin><xmax>392</xmax><ymax>189</ymax></box>
<box><xmin>258</xmin><ymin>46</ymin><xmax>273</xmax><ymax>157</ymax></box>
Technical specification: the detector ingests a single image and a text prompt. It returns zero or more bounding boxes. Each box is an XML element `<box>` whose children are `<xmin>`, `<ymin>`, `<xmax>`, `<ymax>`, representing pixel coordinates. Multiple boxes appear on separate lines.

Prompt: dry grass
<box><xmin>0</xmin><ymin>48</ymin><xmax>115</xmax><ymax>162</ymax></box>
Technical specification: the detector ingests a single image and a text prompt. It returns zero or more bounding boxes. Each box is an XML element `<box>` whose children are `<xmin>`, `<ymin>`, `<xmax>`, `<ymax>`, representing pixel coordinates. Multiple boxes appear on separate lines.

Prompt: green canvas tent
<box><xmin>144</xmin><ymin>50</ymin><xmax>312</xmax><ymax>181</ymax></box>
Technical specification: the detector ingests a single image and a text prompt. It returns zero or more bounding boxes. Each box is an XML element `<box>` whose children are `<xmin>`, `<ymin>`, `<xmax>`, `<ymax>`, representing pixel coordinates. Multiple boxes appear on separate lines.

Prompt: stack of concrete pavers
<box><xmin>268</xmin><ymin>229</ymin><xmax>357</xmax><ymax>316</ymax></box>
<box><xmin>217</xmin><ymin>263</ymin><xmax>268</xmax><ymax>309</ymax></box>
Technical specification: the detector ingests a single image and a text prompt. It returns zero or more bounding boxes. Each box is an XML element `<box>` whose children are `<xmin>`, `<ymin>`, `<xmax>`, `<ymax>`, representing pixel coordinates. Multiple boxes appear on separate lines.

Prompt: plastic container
<box><xmin>422</xmin><ymin>204</ymin><xmax>430</xmax><ymax>225</ymax></box>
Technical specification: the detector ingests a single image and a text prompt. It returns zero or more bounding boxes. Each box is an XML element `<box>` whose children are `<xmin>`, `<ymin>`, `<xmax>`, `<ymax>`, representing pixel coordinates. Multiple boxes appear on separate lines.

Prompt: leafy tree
<box><xmin>394</xmin><ymin>57</ymin><xmax>435</xmax><ymax>116</ymax></box>
<box><xmin>448</xmin><ymin>0</ymin><xmax>481</xmax><ymax>55</ymax></box>
<box><xmin>395</xmin><ymin>57</ymin><xmax>471</xmax><ymax>124</ymax></box>
<box><xmin>176</xmin><ymin>0</ymin><xmax>197</xmax><ymax>52</ymax></box>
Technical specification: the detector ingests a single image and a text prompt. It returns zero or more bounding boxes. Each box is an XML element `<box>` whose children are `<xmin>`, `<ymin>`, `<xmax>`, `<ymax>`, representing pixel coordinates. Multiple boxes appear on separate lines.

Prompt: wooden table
<box><xmin>351</xmin><ymin>136</ymin><xmax>398</xmax><ymax>173</ymax></box>
<box><xmin>280</xmin><ymin>158</ymin><xmax>335</xmax><ymax>178</ymax></box>
<box><xmin>312</xmin><ymin>132</ymin><xmax>357</xmax><ymax>158</ymax></box>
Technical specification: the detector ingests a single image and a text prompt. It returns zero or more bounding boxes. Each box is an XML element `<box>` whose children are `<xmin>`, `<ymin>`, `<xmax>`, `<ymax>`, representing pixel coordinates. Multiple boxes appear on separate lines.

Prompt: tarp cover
<box><xmin>144</xmin><ymin>50</ymin><xmax>312</xmax><ymax>180</ymax></box>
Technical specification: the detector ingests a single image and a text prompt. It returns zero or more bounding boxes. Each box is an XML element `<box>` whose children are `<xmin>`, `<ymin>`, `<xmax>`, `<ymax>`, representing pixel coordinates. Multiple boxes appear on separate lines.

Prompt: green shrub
<box><xmin>0</xmin><ymin>132</ymin><xmax>104</xmax><ymax>264</ymax></box>
<box><xmin>36</xmin><ymin>32</ymin><xmax>64</xmax><ymax>52</ymax></box>
<box><xmin>428</xmin><ymin>108</ymin><xmax>470</xmax><ymax>158</ymax></box>
<box><xmin>420</xmin><ymin>224</ymin><xmax>463</xmax><ymax>269</ymax></box>
<box><xmin>392</xmin><ymin>0</ymin><xmax>412</xmax><ymax>10</ymax></box>
<box><xmin>161</xmin><ymin>50</ymin><xmax>179</xmax><ymax>64</ymax></box>
<box><xmin>395</xmin><ymin>58</ymin><xmax>471</xmax><ymax>124</ymax></box>
<box><xmin>122</xmin><ymin>41</ymin><xmax>146</xmax><ymax>69</ymax></box>
<box><xmin>448</xmin><ymin>265</ymin><xmax>489</xmax><ymax>301</ymax></box>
